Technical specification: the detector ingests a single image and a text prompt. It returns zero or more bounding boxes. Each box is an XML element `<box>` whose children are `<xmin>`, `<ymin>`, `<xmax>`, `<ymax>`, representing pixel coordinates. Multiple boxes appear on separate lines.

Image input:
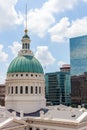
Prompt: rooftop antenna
<box><xmin>25</xmin><ymin>3</ymin><xmax>28</xmax><ymax>34</ymax></box>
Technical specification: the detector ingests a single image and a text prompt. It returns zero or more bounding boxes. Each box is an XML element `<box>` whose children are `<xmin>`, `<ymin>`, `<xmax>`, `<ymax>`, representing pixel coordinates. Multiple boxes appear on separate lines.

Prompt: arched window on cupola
<box><xmin>28</xmin><ymin>44</ymin><xmax>30</xmax><ymax>49</ymax></box>
<box><xmin>23</xmin><ymin>43</ymin><xmax>24</xmax><ymax>49</ymax></box>
<box><xmin>25</xmin><ymin>43</ymin><xmax>27</xmax><ymax>49</ymax></box>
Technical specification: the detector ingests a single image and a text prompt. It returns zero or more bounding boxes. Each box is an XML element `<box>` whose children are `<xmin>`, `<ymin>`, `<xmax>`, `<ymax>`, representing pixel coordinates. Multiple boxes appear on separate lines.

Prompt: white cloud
<box><xmin>0</xmin><ymin>0</ymin><xmax>23</xmax><ymax>30</ymax></box>
<box><xmin>35</xmin><ymin>46</ymin><xmax>55</xmax><ymax>66</ymax></box>
<box><xmin>0</xmin><ymin>44</ymin><xmax>8</xmax><ymax>62</ymax></box>
<box><xmin>82</xmin><ymin>0</ymin><xmax>87</xmax><ymax>2</ymax></box>
<box><xmin>9</xmin><ymin>41</ymin><xmax>21</xmax><ymax>56</ymax></box>
<box><xmin>0</xmin><ymin>0</ymin><xmax>85</xmax><ymax>36</ymax></box>
<box><xmin>28</xmin><ymin>9</ymin><xmax>55</xmax><ymax>37</ymax></box>
<box><xmin>67</xmin><ymin>17</ymin><xmax>87</xmax><ymax>38</ymax></box>
<box><xmin>48</xmin><ymin>17</ymin><xmax>70</xmax><ymax>42</ymax></box>
<box><xmin>43</xmin><ymin>0</ymin><xmax>78</xmax><ymax>13</ymax></box>
<box><xmin>27</xmin><ymin>0</ymin><xmax>79</xmax><ymax>37</ymax></box>
<box><xmin>48</xmin><ymin>17</ymin><xmax>87</xmax><ymax>42</ymax></box>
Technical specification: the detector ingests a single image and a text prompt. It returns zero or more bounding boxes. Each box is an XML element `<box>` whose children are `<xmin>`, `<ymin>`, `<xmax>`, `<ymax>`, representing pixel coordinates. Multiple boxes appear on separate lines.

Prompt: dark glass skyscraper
<box><xmin>45</xmin><ymin>65</ymin><xmax>71</xmax><ymax>106</ymax></box>
<box><xmin>70</xmin><ymin>35</ymin><xmax>87</xmax><ymax>106</ymax></box>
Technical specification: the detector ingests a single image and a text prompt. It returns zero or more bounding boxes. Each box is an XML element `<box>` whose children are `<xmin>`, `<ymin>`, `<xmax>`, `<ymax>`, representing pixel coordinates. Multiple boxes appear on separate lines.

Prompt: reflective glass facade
<box><xmin>70</xmin><ymin>35</ymin><xmax>87</xmax><ymax>76</ymax></box>
<box><xmin>45</xmin><ymin>71</ymin><xmax>71</xmax><ymax>106</ymax></box>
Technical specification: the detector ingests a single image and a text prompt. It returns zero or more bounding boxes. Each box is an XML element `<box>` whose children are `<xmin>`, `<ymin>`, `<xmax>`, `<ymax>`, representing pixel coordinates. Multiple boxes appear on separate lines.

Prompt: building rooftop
<box><xmin>0</xmin><ymin>104</ymin><xmax>87</xmax><ymax>128</ymax></box>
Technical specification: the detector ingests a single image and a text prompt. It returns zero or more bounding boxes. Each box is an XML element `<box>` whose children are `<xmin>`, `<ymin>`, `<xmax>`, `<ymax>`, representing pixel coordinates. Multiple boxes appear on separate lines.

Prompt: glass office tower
<box><xmin>70</xmin><ymin>35</ymin><xmax>87</xmax><ymax>76</ymax></box>
<box><xmin>45</xmin><ymin>69</ymin><xmax>71</xmax><ymax>106</ymax></box>
<box><xmin>70</xmin><ymin>35</ymin><xmax>87</xmax><ymax>106</ymax></box>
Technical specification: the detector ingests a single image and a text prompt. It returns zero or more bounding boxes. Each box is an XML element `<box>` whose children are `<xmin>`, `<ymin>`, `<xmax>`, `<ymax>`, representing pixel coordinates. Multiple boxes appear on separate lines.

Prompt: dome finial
<box><xmin>25</xmin><ymin>3</ymin><xmax>28</xmax><ymax>34</ymax></box>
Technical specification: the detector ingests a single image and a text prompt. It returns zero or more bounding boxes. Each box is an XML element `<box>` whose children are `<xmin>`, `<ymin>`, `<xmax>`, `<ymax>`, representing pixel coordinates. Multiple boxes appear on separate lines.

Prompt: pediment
<box><xmin>0</xmin><ymin>118</ymin><xmax>27</xmax><ymax>130</ymax></box>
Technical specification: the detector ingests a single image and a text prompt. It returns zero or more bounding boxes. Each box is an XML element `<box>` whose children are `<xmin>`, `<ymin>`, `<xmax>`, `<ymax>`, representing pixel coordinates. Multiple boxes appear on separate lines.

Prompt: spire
<box><xmin>19</xmin><ymin>4</ymin><xmax>33</xmax><ymax>56</ymax></box>
<box><xmin>25</xmin><ymin>3</ymin><xmax>28</xmax><ymax>34</ymax></box>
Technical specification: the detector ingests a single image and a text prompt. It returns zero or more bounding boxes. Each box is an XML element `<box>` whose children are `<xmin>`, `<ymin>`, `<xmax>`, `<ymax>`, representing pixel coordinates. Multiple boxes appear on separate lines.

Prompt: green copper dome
<box><xmin>7</xmin><ymin>55</ymin><xmax>44</xmax><ymax>74</ymax></box>
<box><xmin>22</xmin><ymin>34</ymin><xmax>30</xmax><ymax>39</ymax></box>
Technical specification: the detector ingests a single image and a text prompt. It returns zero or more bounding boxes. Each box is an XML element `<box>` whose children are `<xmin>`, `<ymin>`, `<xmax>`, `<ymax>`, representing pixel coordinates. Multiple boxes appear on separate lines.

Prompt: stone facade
<box><xmin>5</xmin><ymin>72</ymin><xmax>46</xmax><ymax>113</ymax></box>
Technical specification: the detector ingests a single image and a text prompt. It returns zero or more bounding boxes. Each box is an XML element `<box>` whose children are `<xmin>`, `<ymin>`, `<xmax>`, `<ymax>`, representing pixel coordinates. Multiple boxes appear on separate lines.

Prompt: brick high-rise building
<box><xmin>0</xmin><ymin>84</ymin><xmax>5</xmax><ymax>106</ymax></box>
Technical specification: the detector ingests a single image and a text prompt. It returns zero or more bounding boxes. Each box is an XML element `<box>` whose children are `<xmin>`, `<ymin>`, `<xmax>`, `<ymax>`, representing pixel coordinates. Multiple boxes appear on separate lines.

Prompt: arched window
<box><xmin>11</xmin><ymin>86</ymin><xmax>13</xmax><ymax>94</ymax></box>
<box><xmin>28</xmin><ymin>44</ymin><xmax>30</xmax><ymax>49</ymax></box>
<box><xmin>20</xmin><ymin>86</ymin><xmax>23</xmax><ymax>94</ymax></box>
<box><xmin>39</xmin><ymin>87</ymin><xmax>41</xmax><ymax>94</ymax></box>
<box><xmin>25</xmin><ymin>43</ymin><xmax>27</xmax><ymax>49</ymax></box>
<box><xmin>31</xmin><ymin>86</ymin><xmax>33</xmax><ymax>94</ymax></box>
<box><xmin>25</xmin><ymin>86</ymin><xmax>28</xmax><ymax>94</ymax></box>
<box><xmin>23</xmin><ymin>43</ymin><xmax>24</xmax><ymax>49</ymax></box>
<box><xmin>35</xmin><ymin>86</ymin><xmax>37</xmax><ymax>94</ymax></box>
<box><xmin>15</xmin><ymin>86</ymin><xmax>18</xmax><ymax>94</ymax></box>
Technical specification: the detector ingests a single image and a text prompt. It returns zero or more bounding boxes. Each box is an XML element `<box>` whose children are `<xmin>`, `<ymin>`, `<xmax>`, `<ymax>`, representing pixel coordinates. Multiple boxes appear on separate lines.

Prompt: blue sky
<box><xmin>1</xmin><ymin>0</ymin><xmax>87</xmax><ymax>83</ymax></box>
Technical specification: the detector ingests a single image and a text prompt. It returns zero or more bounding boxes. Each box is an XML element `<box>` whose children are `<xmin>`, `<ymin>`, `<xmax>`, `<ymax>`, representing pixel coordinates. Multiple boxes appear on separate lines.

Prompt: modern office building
<box><xmin>60</xmin><ymin>64</ymin><xmax>70</xmax><ymax>72</ymax></box>
<box><xmin>70</xmin><ymin>35</ymin><xmax>87</xmax><ymax>106</ymax></box>
<box><xmin>45</xmin><ymin>65</ymin><xmax>71</xmax><ymax>106</ymax></box>
<box><xmin>70</xmin><ymin>35</ymin><xmax>87</xmax><ymax>76</ymax></box>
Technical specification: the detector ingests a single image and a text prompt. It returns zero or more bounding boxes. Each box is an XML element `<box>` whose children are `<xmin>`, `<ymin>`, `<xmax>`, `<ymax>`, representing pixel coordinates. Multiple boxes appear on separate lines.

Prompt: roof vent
<box><xmin>78</xmin><ymin>105</ymin><xmax>81</xmax><ymax>108</ymax></box>
<box><xmin>71</xmin><ymin>114</ymin><xmax>76</xmax><ymax>117</ymax></box>
<box><xmin>12</xmin><ymin>111</ymin><xmax>16</xmax><ymax>117</ymax></box>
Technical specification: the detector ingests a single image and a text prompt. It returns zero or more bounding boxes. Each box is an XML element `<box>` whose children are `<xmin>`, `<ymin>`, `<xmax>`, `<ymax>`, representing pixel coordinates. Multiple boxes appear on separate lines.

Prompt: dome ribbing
<box><xmin>7</xmin><ymin>55</ymin><xmax>44</xmax><ymax>74</ymax></box>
